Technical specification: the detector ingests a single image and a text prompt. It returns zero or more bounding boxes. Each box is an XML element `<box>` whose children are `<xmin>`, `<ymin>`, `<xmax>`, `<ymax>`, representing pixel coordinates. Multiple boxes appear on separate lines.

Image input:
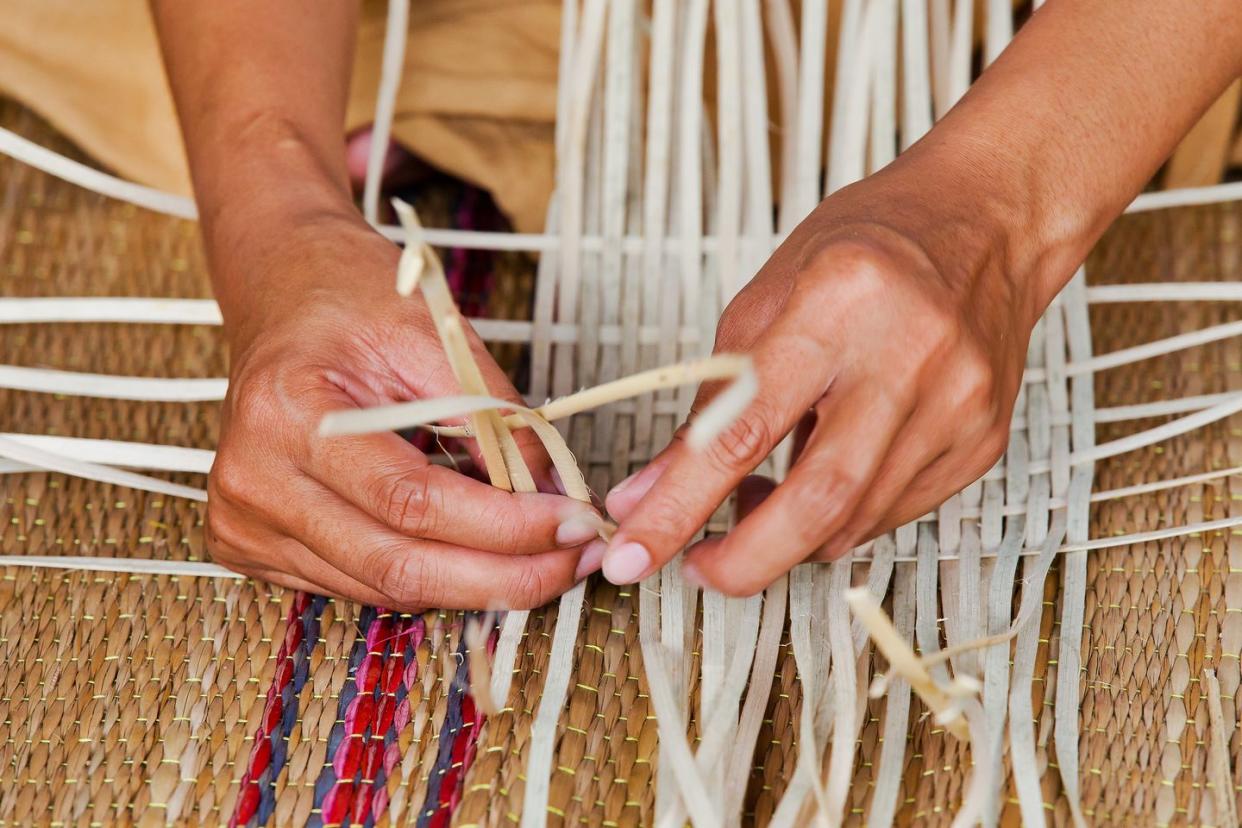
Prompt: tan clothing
<box><xmin>0</xmin><ymin>0</ymin><xmax>560</xmax><ymax>233</ymax></box>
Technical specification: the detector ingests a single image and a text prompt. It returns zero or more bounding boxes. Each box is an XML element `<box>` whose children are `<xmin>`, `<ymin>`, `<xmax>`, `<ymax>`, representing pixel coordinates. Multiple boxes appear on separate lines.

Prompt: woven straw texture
<box><xmin>1</xmin><ymin>97</ymin><xmax>1240</xmax><ymax>826</ymax></box>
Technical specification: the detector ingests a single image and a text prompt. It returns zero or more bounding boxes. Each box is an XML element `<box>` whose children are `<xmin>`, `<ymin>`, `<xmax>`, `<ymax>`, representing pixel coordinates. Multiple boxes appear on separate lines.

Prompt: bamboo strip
<box><xmin>1203</xmin><ymin>669</ymin><xmax>1239</xmax><ymax>828</ymax></box>
<box><xmin>3</xmin><ymin>123</ymin><xmax>1241</xmax><ymax>252</ymax></box>
<box><xmin>362</xmin><ymin>0</ymin><xmax>410</xmax><ymax>225</ymax></box>
<box><xmin>0</xmin><ymin>435</ymin><xmax>208</xmax><ymax>502</ymax></box>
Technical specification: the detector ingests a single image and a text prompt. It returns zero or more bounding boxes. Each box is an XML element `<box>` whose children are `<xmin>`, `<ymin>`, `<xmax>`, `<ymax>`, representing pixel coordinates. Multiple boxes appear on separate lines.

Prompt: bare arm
<box><xmin>605</xmin><ymin>0</ymin><xmax>1242</xmax><ymax>592</ymax></box>
<box><xmin>151</xmin><ymin>2</ymin><xmax>598</xmax><ymax>609</ymax></box>
<box><xmin>151</xmin><ymin>2</ymin><xmax>358</xmax><ymax>340</ymax></box>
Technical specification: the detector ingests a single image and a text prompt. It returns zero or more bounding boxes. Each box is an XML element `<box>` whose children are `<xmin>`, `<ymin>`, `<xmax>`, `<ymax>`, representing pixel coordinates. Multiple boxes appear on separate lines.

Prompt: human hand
<box><xmin>205</xmin><ymin>219</ymin><xmax>602</xmax><ymax>610</ymax></box>
<box><xmin>602</xmin><ymin>171</ymin><xmax>1047</xmax><ymax>596</ymax></box>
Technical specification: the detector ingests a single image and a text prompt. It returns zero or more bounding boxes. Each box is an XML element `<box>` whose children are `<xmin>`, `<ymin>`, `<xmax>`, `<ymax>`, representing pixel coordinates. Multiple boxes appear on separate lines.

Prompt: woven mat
<box><xmin>1</xmin><ymin>96</ymin><xmax>1240</xmax><ymax>826</ymax></box>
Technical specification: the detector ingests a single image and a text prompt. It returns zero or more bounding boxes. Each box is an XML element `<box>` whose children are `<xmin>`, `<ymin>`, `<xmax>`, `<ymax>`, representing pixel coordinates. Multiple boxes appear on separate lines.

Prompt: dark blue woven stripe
<box><xmin>255</xmin><ymin>594</ymin><xmax>326</xmax><ymax>827</ymax></box>
<box><xmin>415</xmin><ymin>615</ymin><xmax>475</xmax><ymax>828</ymax></box>
<box><xmin>362</xmin><ymin>617</ymin><xmax>420</xmax><ymax>828</ymax></box>
<box><xmin>307</xmin><ymin>605</ymin><xmax>377</xmax><ymax>828</ymax></box>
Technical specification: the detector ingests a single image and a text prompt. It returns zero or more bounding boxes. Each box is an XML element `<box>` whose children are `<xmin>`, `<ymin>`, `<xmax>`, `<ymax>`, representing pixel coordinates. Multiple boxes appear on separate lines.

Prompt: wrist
<box><xmin>208</xmin><ymin>207</ymin><xmax>399</xmax><ymax>354</ymax></box>
<box><xmin>859</xmin><ymin>139</ymin><xmax>1090</xmax><ymax>331</ymax></box>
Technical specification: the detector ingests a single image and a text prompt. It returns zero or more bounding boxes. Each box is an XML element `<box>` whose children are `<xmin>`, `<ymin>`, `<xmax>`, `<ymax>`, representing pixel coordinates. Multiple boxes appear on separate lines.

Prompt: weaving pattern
<box><xmin>3</xmin><ymin>0</ymin><xmax>1242</xmax><ymax>822</ymax></box>
<box><xmin>233</xmin><ymin>593</ymin><xmax>328</xmax><ymax>827</ymax></box>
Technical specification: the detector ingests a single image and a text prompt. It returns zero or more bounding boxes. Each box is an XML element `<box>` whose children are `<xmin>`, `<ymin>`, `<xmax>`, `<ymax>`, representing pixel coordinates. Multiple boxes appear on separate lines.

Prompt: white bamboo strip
<box><xmin>823</xmin><ymin>556</ymin><xmax>858</xmax><ymax>823</ymax></box>
<box><xmin>1204</xmin><ymin>669</ymin><xmax>1240</xmax><ymax>828</ymax></box>
<box><xmin>1074</xmin><ymin>391</ymin><xmax>1242</xmax><ymax>467</ymax></box>
<box><xmin>1091</xmin><ymin>391</ymin><xmax>1241</xmax><ymax>423</ymax></box>
<box><xmin>11</xmin><ymin>506</ymin><xmax>1242</xmax><ymax>580</ymax></box>
<box><xmin>979</xmin><ymin>514</ymin><xmax>1028</xmax><ymax>828</ymax></box>
<box><xmin>738</xmin><ymin>0</ymin><xmax>777</xmax><ymax>381</ymax></box>
<box><xmin>675</xmin><ymin>0</ymin><xmax>711</xmax><ymax>426</ymax></box>
<box><xmin>768</xmin><ymin>566</ymin><xmax>828</xmax><ymax>828</ymax></box>
<box><xmin>661</xmin><ymin>590</ymin><xmax>761</xmax><ymax>828</ymax></box>
<box><xmin>0</xmin><ymin>434</ymin><xmax>208</xmax><ymax>502</ymax></box>
<box><xmin>929</xmin><ymin>0</ymin><xmax>952</xmax><ymax>120</ymax></box>
<box><xmin>947</xmin><ymin>0</ymin><xmax>973</xmax><ymax>106</ymax></box>
<box><xmin>362</xmin><ymin>0</ymin><xmax>410</xmax><ymax>224</ymax></box>
<box><xmin>638</xmin><ymin>0</ymin><xmax>680</xmax><ymax>463</ymax></box>
<box><xmin>764</xmin><ymin>0</ymin><xmax>801</xmax><ymax>233</ymax></box>
<box><xmin>656</xmin><ymin>560</ymin><xmax>693</xmax><ymax>825</ymax></box>
<box><xmin>851</xmin><ymin>533</ymin><xmax>897</xmax><ymax>651</ymax></box>
<box><xmin>588</xmin><ymin>0</ymin><xmax>637</xmax><ymax>478</ymax></box>
<box><xmin>866</xmin><ymin>552</ymin><xmax>915</xmax><ymax>827</ymax></box>
<box><xmin>714</xmin><ymin>0</ymin><xmax>744</xmax><ymax>302</ymax></box>
<box><xmin>3</xmin><ymin>122</ymin><xmax>1241</xmax><ymax>251</ymax></box>
<box><xmin>553</xmin><ymin>0</ymin><xmax>608</xmax><ymax>417</ymax></box>
<box><xmin>826</xmin><ymin>0</ymin><xmax>869</xmax><ymax>193</ymax></box>
<box><xmin>610</xmin><ymin>24</ymin><xmax>646</xmax><ymax>483</ymax></box>
<box><xmin>792</xmin><ymin>0</ymin><xmax>829</xmax><ymax>218</ymax></box>
<box><xmin>1127</xmin><ymin>181</ymin><xmax>1242</xmax><ymax>213</ymax></box>
<box><xmin>13</xmin><ymin>281</ymin><xmax>1242</xmax><ymax>328</ymax></box>
<box><xmin>0</xmin><ymin>434</ymin><xmax>213</xmax><ymax>473</ymax></box>
<box><xmin>0</xmin><ymin>365</ymin><xmax>227</xmax><ymax>401</ymax></box>
<box><xmin>1066</xmin><ymin>318</ymin><xmax>1242</xmax><ymax>377</ymax></box>
<box><xmin>724</xmin><ymin>578</ymin><xmax>788</xmax><ymax>826</ymax></box>
<box><xmin>1006</xmin><ymin>510</ymin><xmax>1067</xmax><ymax>827</ymax></box>
<box><xmin>0</xmin><ymin>556</ymin><xmax>238</xmax><ymax>577</ymax></box>
<box><xmin>699</xmin><ymin>584</ymin><xmax>727</xmax><ymax>743</ymax></box>
<box><xmin>1086</xmin><ymin>282</ymin><xmax>1242</xmax><ymax>303</ymax></box>
<box><xmin>869</xmin><ymin>0</ymin><xmax>899</xmax><ymax>173</ymax></box>
<box><xmin>0</xmin><ymin>297</ymin><xmax>222</xmax><ymax>325</ymax></box>
<box><xmin>899</xmin><ymin>0</ymin><xmax>933</xmax><ymax>148</ymax></box>
<box><xmin>984</xmin><ymin>0</ymin><xmax>1012</xmax><ymax>65</ymax></box>
<box><xmin>1054</xmin><ymin>272</ymin><xmax>1095</xmax><ymax>828</ymax></box>
<box><xmin>0</xmin><ymin>126</ymin><xmax>198</xmax><ymax>218</ymax></box>
<box><xmin>638</xmin><ymin>576</ymin><xmax>721</xmax><ymax>828</ymax></box>
<box><xmin>846</xmin><ymin>585</ymin><xmax>969</xmax><ymax>739</ymax></box>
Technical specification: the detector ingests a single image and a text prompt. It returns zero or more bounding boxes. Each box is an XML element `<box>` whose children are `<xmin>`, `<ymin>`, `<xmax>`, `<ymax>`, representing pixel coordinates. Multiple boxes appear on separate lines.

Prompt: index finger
<box><xmin>601</xmin><ymin>318</ymin><xmax>833</xmax><ymax>584</ymax></box>
<box><xmin>305</xmin><ymin>387</ymin><xmax>601</xmax><ymax>554</ymax></box>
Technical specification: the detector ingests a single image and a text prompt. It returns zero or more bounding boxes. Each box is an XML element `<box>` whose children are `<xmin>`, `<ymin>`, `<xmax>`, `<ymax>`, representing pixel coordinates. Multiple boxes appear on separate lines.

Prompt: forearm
<box><xmin>876</xmin><ymin>0</ymin><xmax>1242</xmax><ymax>324</ymax></box>
<box><xmin>151</xmin><ymin>2</ymin><xmax>365</xmax><ymax>335</ymax></box>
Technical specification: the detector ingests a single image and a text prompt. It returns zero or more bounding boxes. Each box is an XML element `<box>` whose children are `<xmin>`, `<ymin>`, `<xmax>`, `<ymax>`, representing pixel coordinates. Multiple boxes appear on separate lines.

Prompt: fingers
<box><xmin>303</xmin><ymin>386</ymin><xmax>599</xmax><ymax>554</ymax></box>
<box><xmin>601</xmin><ymin>314</ymin><xmax>835</xmax><ymax>585</ymax></box>
<box><xmin>421</xmin><ymin>322</ymin><xmax>559</xmax><ymax>493</ymax></box>
<box><xmin>863</xmin><ymin>435</ymin><xmax>1006</xmax><ymax>540</ymax></box>
<box><xmin>286</xmin><ymin>480</ymin><xmax>584</xmax><ymax>610</ymax></box>
<box><xmin>679</xmin><ymin>383</ymin><xmax>912</xmax><ymax>596</ymax></box>
<box><xmin>207</xmin><ymin>504</ymin><xmax>398</xmax><ymax>603</ymax></box>
<box><xmin>808</xmin><ymin>415</ymin><xmax>948</xmax><ymax>560</ymax></box>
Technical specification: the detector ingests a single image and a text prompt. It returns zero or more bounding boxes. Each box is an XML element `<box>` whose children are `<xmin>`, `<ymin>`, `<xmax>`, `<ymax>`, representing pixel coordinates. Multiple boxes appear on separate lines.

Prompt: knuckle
<box><xmin>503</xmin><ymin>566</ymin><xmax>549</xmax><ymax>611</ymax></box>
<box><xmin>375</xmin><ymin>549</ymin><xmax>432</xmax><ymax>610</ymax></box>
<box><xmin>204</xmin><ymin>503</ymin><xmax>248</xmax><ymax>551</ymax></box>
<box><xmin>704</xmin><ymin>408</ymin><xmax>776</xmax><ymax>472</ymax></box>
<box><xmin>974</xmin><ymin>427</ymin><xmax>1010</xmax><ymax>471</ymax></box>
<box><xmin>375</xmin><ymin>468</ymin><xmax>438</xmax><ymax>538</ymax></box>
<box><xmin>951</xmin><ymin>347</ymin><xmax>998</xmax><ymax>410</ymax></box>
<box><xmin>489</xmin><ymin>502</ymin><xmax>531</xmax><ymax>555</ymax></box>
<box><xmin>786</xmin><ymin>470</ymin><xmax>855</xmax><ymax>545</ymax></box>
<box><xmin>209</xmin><ymin>455</ymin><xmax>258</xmax><ymax>507</ymax></box>
<box><xmin>226</xmin><ymin>372</ymin><xmax>280</xmax><ymax>428</ymax></box>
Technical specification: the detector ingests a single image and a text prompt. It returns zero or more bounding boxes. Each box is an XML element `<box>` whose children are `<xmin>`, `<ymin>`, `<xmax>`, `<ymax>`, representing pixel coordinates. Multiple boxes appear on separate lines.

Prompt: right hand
<box><xmin>205</xmin><ymin>219</ymin><xmax>603</xmax><ymax>610</ymax></box>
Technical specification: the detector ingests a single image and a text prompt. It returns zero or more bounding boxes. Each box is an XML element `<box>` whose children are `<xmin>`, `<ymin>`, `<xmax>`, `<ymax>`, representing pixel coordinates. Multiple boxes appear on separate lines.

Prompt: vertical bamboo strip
<box><xmin>362</xmin><ymin>0</ymin><xmax>410</xmax><ymax>225</ymax></box>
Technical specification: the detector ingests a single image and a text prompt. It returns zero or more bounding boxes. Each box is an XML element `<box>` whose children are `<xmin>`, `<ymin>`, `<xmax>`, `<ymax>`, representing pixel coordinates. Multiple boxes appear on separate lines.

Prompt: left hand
<box><xmin>600</xmin><ymin>172</ymin><xmax>1046</xmax><ymax>596</ymax></box>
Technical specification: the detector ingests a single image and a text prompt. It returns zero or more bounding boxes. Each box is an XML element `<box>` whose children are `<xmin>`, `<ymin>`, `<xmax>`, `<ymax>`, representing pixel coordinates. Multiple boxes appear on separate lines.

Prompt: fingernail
<box><xmin>602</xmin><ymin>541</ymin><xmax>652</xmax><ymax>584</ymax></box>
<box><xmin>556</xmin><ymin>514</ymin><xmax>600</xmax><ymax>546</ymax></box>
<box><xmin>574</xmin><ymin>539</ymin><xmax>607</xmax><ymax>581</ymax></box>
<box><xmin>681</xmin><ymin>560</ymin><xmax>705</xmax><ymax>589</ymax></box>
<box><xmin>605</xmin><ymin>464</ymin><xmax>661</xmax><ymax>518</ymax></box>
<box><xmin>610</xmin><ymin>469</ymin><xmax>641</xmax><ymax>497</ymax></box>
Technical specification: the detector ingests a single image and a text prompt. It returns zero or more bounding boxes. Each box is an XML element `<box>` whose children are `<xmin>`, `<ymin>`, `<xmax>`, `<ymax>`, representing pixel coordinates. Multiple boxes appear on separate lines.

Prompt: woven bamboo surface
<box><xmin>1</xmin><ymin>96</ymin><xmax>1240</xmax><ymax>826</ymax></box>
